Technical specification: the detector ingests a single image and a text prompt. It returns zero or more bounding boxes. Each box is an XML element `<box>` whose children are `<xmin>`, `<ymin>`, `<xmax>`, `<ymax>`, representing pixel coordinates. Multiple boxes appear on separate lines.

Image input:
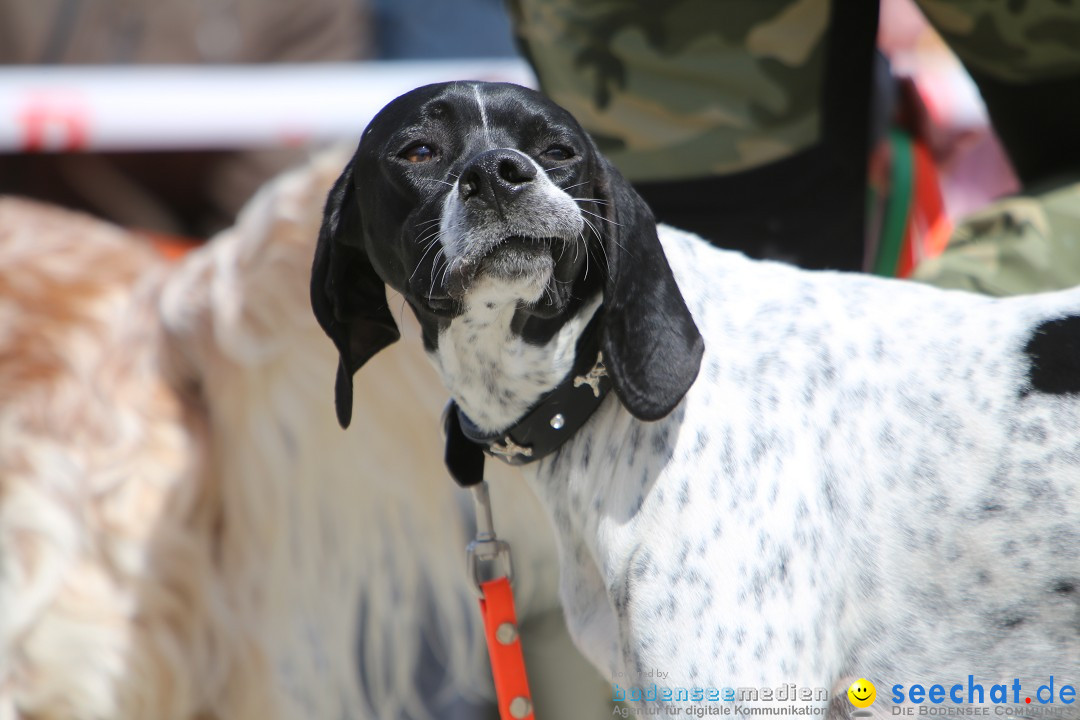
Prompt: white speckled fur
<box><xmin>437</xmin><ymin>222</ymin><xmax>1080</xmax><ymax>717</ymax></box>
<box><xmin>315</xmin><ymin>82</ymin><xmax>1080</xmax><ymax>719</ymax></box>
<box><xmin>431</xmin><ymin>277</ymin><xmax>601</xmax><ymax>432</ymax></box>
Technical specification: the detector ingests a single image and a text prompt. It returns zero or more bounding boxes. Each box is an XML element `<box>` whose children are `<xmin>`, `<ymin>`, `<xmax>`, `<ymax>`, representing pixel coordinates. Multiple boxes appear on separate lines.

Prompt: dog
<box><xmin>0</xmin><ymin>153</ymin><xmax>607</xmax><ymax>719</ymax></box>
<box><xmin>312</xmin><ymin>81</ymin><xmax>1080</xmax><ymax>717</ymax></box>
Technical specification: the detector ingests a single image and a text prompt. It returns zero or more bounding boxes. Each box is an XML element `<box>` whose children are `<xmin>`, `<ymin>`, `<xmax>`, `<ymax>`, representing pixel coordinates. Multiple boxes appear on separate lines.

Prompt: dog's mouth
<box><xmin>445</xmin><ymin>234</ymin><xmax>568</xmax><ymax>300</ymax></box>
<box><xmin>484</xmin><ymin>235</ymin><xmax>559</xmax><ymax>269</ymax></box>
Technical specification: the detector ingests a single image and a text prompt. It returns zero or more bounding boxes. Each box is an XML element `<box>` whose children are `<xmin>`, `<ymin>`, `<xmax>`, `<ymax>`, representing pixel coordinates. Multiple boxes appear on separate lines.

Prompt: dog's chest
<box><xmin>430</xmin><ymin>283</ymin><xmax>600</xmax><ymax>432</ymax></box>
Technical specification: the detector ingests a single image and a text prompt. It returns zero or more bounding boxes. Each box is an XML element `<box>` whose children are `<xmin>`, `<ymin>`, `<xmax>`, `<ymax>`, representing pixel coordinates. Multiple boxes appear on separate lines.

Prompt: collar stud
<box><xmin>490</xmin><ymin>437</ymin><xmax>533</xmax><ymax>460</ymax></box>
<box><xmin>573</xmin><ymin>351</ymin><xmax>608</xmax><ymax>397</ymax></box>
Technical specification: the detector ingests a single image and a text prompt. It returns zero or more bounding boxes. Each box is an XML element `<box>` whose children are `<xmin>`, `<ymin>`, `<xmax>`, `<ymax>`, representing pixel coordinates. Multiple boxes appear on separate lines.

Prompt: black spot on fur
<box><xmin>1052</xmin><ymin>579</ymin><xmax>1077</xmax><ymax>595</ymax></box>
<box><xmin>651</xmin><ymin>428</ymin><xmax>670</xmax><ymax>456</ymax></box>
<box><xmin>676</xmin><ymin>540</ymin><xmax>691</xmax><ymax>567</ymax></box>
<box><xmin>630</xmin><ymin>546</ymin><xmax>654</xmax><ymax>580</ymax></box>
<box><xmin>1023</xmin><ymin>316</ymin><xmax>1080</xmax><ymax>395</ymax></box>
<box><xmin>677</xmin><ymin>480</ymin><xmax>690</xmax><ymax>509</ymax></box>
<box><xmin>1000</xmin><ymin>615</ymin><xmax>1025</xmax><ymax>630</ymax></box>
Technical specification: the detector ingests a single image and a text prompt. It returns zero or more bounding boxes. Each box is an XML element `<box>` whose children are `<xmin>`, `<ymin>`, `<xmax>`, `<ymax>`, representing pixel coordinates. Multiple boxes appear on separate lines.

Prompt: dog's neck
<box><xmin>428</xmin><ymin>280</ymin><xmax>603</xmax><ymax>433</ymax></box>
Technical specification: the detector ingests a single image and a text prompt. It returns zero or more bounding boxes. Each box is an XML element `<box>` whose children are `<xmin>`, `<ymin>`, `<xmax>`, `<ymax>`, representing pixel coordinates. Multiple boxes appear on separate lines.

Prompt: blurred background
<box><xmin>0</xmin><ymin>0</ymin><xmax>520</xmax><ymax>239</ymax></box>
<box><xmin>1</xmin><ymin>1</ymin><xmax>1077</xmax><ymax>718</ymax></box>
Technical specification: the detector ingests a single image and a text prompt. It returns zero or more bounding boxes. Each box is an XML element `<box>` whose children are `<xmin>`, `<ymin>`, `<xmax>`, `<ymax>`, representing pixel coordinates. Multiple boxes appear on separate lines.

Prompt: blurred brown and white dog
<box><xmin>0</xmin><ymin>150</ymin><xmax>595</xmax><ymax>720</ymax></box>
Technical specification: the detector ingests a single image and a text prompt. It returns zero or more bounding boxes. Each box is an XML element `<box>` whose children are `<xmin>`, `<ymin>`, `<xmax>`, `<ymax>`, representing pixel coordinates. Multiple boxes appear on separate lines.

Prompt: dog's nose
<box><xmin>458</xmin><ymin>149</ymin><xmax>537</xmax><ymax>207</ymax></box>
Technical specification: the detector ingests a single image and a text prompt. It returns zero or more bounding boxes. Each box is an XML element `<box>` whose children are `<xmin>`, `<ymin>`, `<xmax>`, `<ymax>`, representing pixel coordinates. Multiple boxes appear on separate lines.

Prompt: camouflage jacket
<box><xmin>507</xmin><ymin>0</ymin><xmax>1080</xmax><ymax>183</ymax></box>
<box><xmin>914</xmin><ymin>181</ymin><xmax>1080</xmax><ymax>295</ymax></box>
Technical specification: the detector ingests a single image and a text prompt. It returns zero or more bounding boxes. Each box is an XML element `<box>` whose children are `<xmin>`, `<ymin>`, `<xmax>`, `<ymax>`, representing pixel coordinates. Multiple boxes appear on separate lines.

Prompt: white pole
<box><xmin>0</xmin><ymin>60</ymin><xmax>535</xmax><ymax>152</ymax></box>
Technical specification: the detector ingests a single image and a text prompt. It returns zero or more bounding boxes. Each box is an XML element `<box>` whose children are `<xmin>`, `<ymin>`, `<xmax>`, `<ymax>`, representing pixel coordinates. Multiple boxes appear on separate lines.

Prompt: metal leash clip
<box><xmin>467</xmin><ymin>481</ymin><xmax>513</xmax><ymax>596</ymax></box>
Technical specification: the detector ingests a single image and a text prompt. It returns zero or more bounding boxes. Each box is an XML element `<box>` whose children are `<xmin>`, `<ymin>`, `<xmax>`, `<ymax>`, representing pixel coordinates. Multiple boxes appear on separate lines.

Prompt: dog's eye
<box><xmin>541</xmin><ymin>145</ymin><xmax>573</xmax><ymax>162</ymax></box>
<box><xmin>401</xmin><ymin>144</ymin><xmax>437</xmax><ymax>163</ymax></box>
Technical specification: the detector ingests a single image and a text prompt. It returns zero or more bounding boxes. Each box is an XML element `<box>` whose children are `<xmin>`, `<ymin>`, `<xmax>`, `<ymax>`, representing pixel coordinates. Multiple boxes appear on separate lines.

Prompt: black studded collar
<box><xmin>443</xmin><ymin>310</ymin><xmax>612</xmax><ymax>486</ymax></box>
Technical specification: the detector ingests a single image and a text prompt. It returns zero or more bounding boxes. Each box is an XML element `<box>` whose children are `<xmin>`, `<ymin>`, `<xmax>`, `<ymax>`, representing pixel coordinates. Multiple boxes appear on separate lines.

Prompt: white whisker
<box><xmin>410</xmin><ymin>231</ymin><xmax>446</xmax><ymax>283</ymax></box>
<box><xmin>581</xmin><ymin>216</ymin><xmax>612</xmax><ymax>276</ymax></box>
<box><xmin>428</xmin><ymin>248</ymin><xmax>448</xmax><ymax>300</ymax></box>
<box><xmin>579</xmin><ymin>208</ymin><xmax>620</xmax><ymax>227</ymax></box>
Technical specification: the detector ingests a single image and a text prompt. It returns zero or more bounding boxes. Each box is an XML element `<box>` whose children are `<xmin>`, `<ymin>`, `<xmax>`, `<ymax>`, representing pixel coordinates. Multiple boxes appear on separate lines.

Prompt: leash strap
<box><xmin>464</xmin><ymin>481</ymin><xmax>536</xmax><ymax>720</ymax></box>
<box><xmin>478</xmin><ymin>576</ymin><xmax>535</xmax><ymax>720</ymax></box>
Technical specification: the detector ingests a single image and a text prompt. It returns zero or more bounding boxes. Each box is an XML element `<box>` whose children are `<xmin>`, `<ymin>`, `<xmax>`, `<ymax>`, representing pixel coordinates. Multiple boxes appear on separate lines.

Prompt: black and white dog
<box><xmin>312</xmin><ymin>82</ymin><xmax>1080</xmax><ymax>716</ymax></box>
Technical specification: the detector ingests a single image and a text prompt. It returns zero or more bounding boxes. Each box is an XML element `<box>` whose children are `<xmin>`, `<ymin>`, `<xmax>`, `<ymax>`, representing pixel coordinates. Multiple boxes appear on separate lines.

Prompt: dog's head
<box><xmin>312</xmin><ymin>81</ymin><xmax>703</xmax><ymax>428</ymax></box>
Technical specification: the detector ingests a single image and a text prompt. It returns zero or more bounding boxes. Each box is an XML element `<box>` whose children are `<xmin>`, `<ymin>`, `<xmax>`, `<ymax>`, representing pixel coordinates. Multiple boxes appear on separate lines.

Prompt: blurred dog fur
<box><xmin>0</xmin><ymin>149</ymin><xmax>577</xmax><ymax>719</ymax></box>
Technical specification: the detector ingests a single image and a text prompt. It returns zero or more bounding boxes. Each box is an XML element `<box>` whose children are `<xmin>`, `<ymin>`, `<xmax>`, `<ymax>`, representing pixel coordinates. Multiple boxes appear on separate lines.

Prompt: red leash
<box><xmin>467</xmin><ymin>482</ymin><xmax>536</xmax><ymax>720</ymax></box>
<box><xmin>479</xmin><ymin>577</ymin><xmax>534</xmax><ymax>719</ymax></box>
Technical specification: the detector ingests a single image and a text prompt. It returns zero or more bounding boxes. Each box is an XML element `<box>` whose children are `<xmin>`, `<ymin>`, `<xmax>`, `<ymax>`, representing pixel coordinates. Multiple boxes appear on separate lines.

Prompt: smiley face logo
<box><xmin>848</xmin><ymin>678</ymin><xmax>876</xmax><ymax>708</ymax></box>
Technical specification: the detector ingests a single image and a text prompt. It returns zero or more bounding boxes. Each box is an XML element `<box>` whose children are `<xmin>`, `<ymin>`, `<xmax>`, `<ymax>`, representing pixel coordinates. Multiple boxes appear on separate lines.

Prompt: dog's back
<box><xmin>551</xmin><ymin>224</ymin><xmax>1080</xmax><ymax>699</ymax></box>
<box><xmin>0</xmin><ymin>198</ymin><xmax>205</xmax><ymax>718</ymax></box>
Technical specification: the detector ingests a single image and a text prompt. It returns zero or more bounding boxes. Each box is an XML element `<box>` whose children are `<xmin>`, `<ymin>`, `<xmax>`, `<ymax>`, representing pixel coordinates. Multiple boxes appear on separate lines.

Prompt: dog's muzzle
<box><xmin>439</xmin><ymin>149</ymin><xmax>585</xmax><ymax>302</ymax></box>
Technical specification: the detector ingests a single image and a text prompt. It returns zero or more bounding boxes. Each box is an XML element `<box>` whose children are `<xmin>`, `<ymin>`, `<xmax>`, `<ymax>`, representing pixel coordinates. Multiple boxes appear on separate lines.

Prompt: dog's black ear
<box><xmin>311</xmin><ymin>160</ymin><xmax>400</xmax><ymax>428</ymax></box>
<box><xmin>594</xmin><ymin>157</ymin><xmax>704</xmax><ymax>421</ymax></box>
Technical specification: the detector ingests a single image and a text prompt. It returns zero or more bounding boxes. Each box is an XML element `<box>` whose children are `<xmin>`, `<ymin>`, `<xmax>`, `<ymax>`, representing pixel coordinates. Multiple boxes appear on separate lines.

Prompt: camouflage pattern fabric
<box><xmin>508</xmin><ymin>0</ymin><xmax>1080</xmax><ymax>293</ymax></box>
<box><xmin>508</xmin><ymin>0</ymin><xmax>1080</xmax><ymax>181</ymax></box>
<box><xmin>507</xmin><ymin>0</ymin><xmax>832</xmax><ymax>181</ymax></box>
<box><xmin>913</xmin><ymin>182</ymin><xmax>1080</xmax><ymax>295</ymax></box>
<box><xmin>916</xmin><ymin>0</ymin><xmax>1080</xmax><ymax>84</ymax></box>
